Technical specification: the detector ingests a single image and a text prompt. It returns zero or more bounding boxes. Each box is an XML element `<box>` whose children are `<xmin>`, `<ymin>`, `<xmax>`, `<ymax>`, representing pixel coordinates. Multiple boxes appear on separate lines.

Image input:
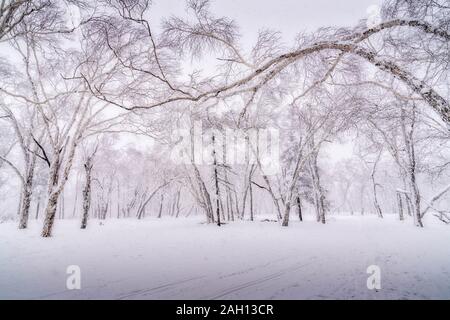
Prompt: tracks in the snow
<box><xmin>116</xmin><ymin>276</ymin><xmax>206</xmax><ymax>300</ymax></box>
<box><xmin>116</xmin><ymin>257</ymin><xmax>316</xmax><ymax>300</ymax></box>
<box><xmin>205</xmin><ymin>259</ymin><xmax>317</xmax><ymax>299</ymax></box>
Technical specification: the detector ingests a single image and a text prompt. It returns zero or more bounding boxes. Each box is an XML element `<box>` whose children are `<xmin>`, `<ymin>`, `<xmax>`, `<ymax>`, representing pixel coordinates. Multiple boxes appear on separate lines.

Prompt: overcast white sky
<box><xmin>151</xmin><ymin>0</ymin><xmax>383</xmax><ymax>46</ymax></box>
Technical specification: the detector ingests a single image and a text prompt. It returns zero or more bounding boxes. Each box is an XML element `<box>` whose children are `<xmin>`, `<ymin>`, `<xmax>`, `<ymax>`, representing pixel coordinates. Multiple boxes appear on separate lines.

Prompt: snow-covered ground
<box><xmin>1</xmin><ymin>215</ymin><xmax>449</xmax><ymax>300</ymax></box>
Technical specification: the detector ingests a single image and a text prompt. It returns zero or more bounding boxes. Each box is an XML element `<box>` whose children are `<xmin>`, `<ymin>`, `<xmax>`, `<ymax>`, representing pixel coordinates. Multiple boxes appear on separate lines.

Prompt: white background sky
<box><xmin>150</xmin><ymin>0</ymin><xmax>383</xmax><ymax>46</ymax></box>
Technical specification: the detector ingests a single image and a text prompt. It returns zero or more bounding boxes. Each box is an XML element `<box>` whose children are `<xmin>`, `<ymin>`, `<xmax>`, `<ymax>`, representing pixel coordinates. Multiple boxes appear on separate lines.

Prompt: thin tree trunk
<box><xmin>158</xmin><ymin>193</ymin><xmax>164</xmax><ymax>218</ymax></box>
<box><xmin>261</xmin><ymin>174</ymin><xmax>283</xmax><ymax>221</ymax></box>
<box><xmin>220</xmin><ymin>198</ymin><xmax>226</xmax><ymax>221</ymax></box>
<box><xmin>405</xmin><ymin>194</ymin><xmax>413</xmax><ymax>216</ymax></box>
<box><xmin>117</xmin><ymin>180</ymin><xmax>120</xmax><ymax>219</ymax></box>
<box><xmin>397</xmin><ymin>192</ymin><xmax>404</xmax><ymax>221</ymax></box>
<box><xmin>309</xmin><ymin>151</ymin><xmax>326</xmax><ymax>224</ymax></box>
<box><xmin>35</xmin><ymin>195</ymin><xmax>41</xmax><ymax>220</ymax></box>
<box><xmin>72</xmin><ymin>173</ymin><xmax>80</xmax><ymax>218</ymax></box>
<box><xmin>176</xmin><ymin>190</ymin><xmax>181</xmax><ymax>218</ymax></box>
<box><xmin>411</xmin><ymin>175</ymin><xmax>423</xmax><ymax>227</ymax></box>
<box><xmin>240</xmin><ymin>163</ymin><xmax>252</xmax><ymax>220</ymax></box>
<box><xmin>192</xmin><ymin>162</ymin><xmax>214</xmax><ymax>223</ymax></box>
<box><xmin>401</xmin><ymin>107</ymin><xmax>423</xmax><ymax>227</ymax></box>
<box><xmin>221</xmin><ymin>128</ymin><xmax>233</xmax><ymax>222</ymax></box>
<box><xmin>137</xmin><ymin>182</ymin><xmax>170</xmax><ymax>219</ymax></box>
<box><xmin>17</xmin><ymin>189</ymin><xmax>22</xmax><ymax>217</ymax></box>
<box><xmin>371</xmin><ymin>152</ymin><xmax>383</xmax><ymax>218</ymax></box>
<box><xmin>18</xmin><ymin>164</ymin><xmax>35</xmax><ymax>229</ymax></box>
<box><xmin>190</xmin><ymin>124</ymin><xmax>214</xmax><ymax>223</ymax></box>
<box><xmin>212</xmin><ymin>134</ymin><xmax>221</xmax><ymax>226</ymax></box>
<box><xmin>60</xmin><ymin>191</ymin><xmax>65</xmax><ymax>220</ymax></box>
<box><xmin>296</xmin><ymin>195</ymin><xmax>303</xmax><ymax>221</ymax></box>
<box><xmin>18</xmin><ymin>151</ymin><xmax>38</xmax><ymax>228</ymax></box>
<box><xmin>232</xmin><ymin>190</ymin><xmax>239</xmax><ymax>221</ymax></box>
<box><xmin>249</xmin><ymin>175</ymin><xmax>254</xmax><ymax>222</ymax></box>
<box><xmin>81</xmin><ymin>158</ymin><xmax>93</xmax><ymax>229</ymax></box>
<box><xmin>19</xmin><ymin>148</ymin><xmax>38</xmax><ymax>229</ymax></box>
<box><xmin>248</xmin><ymin>164</ymin><xmax>255</xmax><ymax>221</ymax></box>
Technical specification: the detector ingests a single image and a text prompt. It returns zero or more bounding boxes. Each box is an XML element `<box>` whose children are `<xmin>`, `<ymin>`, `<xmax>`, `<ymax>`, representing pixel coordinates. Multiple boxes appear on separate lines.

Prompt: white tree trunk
<box><xmin>81</xmin><ymin>159</ymin><xmax>93</xmax><ymax>229</ymax></box>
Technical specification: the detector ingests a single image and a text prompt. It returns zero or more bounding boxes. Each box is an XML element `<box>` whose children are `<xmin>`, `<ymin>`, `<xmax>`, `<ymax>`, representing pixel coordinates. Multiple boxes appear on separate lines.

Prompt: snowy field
<box><xmin>1</xmin><ymin>215</ymin><xmax>450</xmax><ymax>300</ymax></box>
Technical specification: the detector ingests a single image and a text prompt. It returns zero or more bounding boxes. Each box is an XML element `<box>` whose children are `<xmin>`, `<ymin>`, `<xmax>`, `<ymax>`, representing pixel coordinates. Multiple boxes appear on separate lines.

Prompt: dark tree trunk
<box><xmin>158</xmin><ymin>194</ymin><xmax>164</xmax><ymax>218</ymax></box>
<box><xmin>296</xmin><ymin>196</ymin><xmax>303</xmax><ymax>222</ymax></box>
<box><xmin>405</xmin><ymin>194</ymin><xmax>413</xmax><ymax>216</ymax></box>
<box><xmin>282</xmin><ymin>202</ymin><xmax>291</xmax><ymax>227</ymax></box>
